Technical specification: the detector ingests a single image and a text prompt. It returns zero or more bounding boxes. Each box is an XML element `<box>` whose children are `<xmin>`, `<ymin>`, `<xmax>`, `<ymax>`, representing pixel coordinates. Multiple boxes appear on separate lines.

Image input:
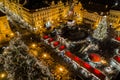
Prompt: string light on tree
<box><xmin>93</xmin><ymin>16</ymin><xmax>108</xmax><ymax>41</ymax></box>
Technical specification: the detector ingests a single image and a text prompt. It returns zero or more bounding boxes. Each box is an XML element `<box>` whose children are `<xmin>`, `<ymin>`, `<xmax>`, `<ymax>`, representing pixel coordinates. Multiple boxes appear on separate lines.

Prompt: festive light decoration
<box><xmin>59</xmin><ymin>67</ymin><xmax>64</xmax><ymax>72</ymax></box>
<box><xmin>1</xmin><ymin>38</ymin><xmax>53</xmax><ymax>80</ymax></box>
<box><xmin>93</xmin><ymin>16</ymin><xmax>108</xmax><ymax>41</ymax></box>
<box><xmin>43</xmin><ymin>54</ymin><xmax>47</xmax><ymax>58</ymax></box>
<box><xmin>31</xmin><ymin>43</ymin><xmax>37</xmax><ymax>48</ymax></box>
<box><xmin>0</xmin><ymin>73</ymin><xmax>6</xmax><ymax>78</ymax></box>
<box><xmin>42</xmin><ymin>35</ymin><xmax>106</xmax><ymax>80</ymax></box>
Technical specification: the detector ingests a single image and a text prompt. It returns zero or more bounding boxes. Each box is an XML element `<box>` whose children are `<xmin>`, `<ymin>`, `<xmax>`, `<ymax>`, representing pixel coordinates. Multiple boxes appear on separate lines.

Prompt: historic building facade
<box><xmin>3</xmin><ymin>0</ymin><xmax>83</xmax><ymax>30</ymax></box>
<box><xmin>0</xmin><ymin>11</ymin><xmax>14</xmax><ymax>44</ymax></box>
<box><xmin>2</xmin><ymin>0</ymin><xmax>104</xmax><ymax>33</ymax></box>
<box><xmin>82</xmin><ymin>10</ymin><xmax>102</xmax><ymax>29</ymax></box>
<box><xmin>3</xmin><ymin>0</ymin><xmax>68</xmax><ymax>29</ymax></box>
<box><xmin>108</xmin><ymin>10</ymin><xmax>120</xmax><ymax>30</ymax></box>
<box><xmin>108</xmin><ymin>7</ymin><xmax>120</xmax><ymax>36</ymax></box>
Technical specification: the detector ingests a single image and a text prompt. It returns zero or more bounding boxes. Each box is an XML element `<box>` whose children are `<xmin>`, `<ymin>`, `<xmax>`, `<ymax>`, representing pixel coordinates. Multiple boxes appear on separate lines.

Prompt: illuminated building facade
<box><xmin>108</xmin><ymin>6</ymin><xmax>120</xmax><ymax>36</ymax></box>
<box><xmin>82</xmin><ymin>10</ymin><xmax>102</xmax><ymax>29</ymax></box>
<box><xmin>0</xmin><ymin>11</ymin><xmax>13</xmax><ymax>44</ymax></box>
<box><xmin>3</xmin><ymin>0</ymin><xmax>68</xmax><ymax>31</ymax></box>
<box><xmin>73</xmin><ymin>1</ymin><xmax>83</xmax><ymax>24</ymax></box>
<box><xmin>2</xmin><ymin>0</ymin><xmax>106</xmax><ymax>32</ymax></box>
<box><xmin>3</xmin><ymin>0</ymin><xmax>83</xmax><ymax>33</ymax></box>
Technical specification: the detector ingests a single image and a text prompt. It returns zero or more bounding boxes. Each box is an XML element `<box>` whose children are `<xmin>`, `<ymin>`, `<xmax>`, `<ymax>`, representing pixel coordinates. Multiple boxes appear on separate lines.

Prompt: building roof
<box><xmin>89</xmin><ymin>53</ymin><xmax>101</xmax><ymax>62</ymax></box>
<box><xmin>0</xmin><ymin>11</ymin><xmax>6</xmax><ymax>17</ymax></box>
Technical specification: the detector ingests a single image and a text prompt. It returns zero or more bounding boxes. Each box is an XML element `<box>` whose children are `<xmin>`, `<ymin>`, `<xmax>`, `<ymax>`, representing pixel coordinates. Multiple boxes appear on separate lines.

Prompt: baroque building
<box><xmin>0</xmin><ymin>11</ymin><xmax>13</xmax><ymax>44</ymax></box>
<box><xmin>3</xmin><ymin>0</ymin><xmax>67</xmax><ymax>31</ymax></box>
<box><xmin>82</xmin><ymin>10</ymin><xmax>102</xmax><ymax>29</ymax></box>
<box><xmin>3</xmin><ymin>0</ymin><xmax>83</xmax><ymax>33</ymax></box>
<box><xmin>2</xmin><ymin>0</ymin><xmax>107</xmax><ymax>33</ymax></box>
<box><xmin>108</xmin><ymin>5</ymin><xmax>120</xmax><ymax>36</ymax></box>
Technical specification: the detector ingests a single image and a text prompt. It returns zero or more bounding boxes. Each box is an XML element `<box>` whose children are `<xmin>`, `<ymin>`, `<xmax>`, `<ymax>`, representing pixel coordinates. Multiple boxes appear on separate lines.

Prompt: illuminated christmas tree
<box><xmin>93</xmin><ymin>16</ymin><xmax>108</xmax><ymax>41</ymax></box>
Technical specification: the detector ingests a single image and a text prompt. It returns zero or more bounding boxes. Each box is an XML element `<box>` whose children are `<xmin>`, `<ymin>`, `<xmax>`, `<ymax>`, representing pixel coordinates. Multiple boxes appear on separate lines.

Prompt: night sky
<box><xmin>22</xmin><ymin>0</ymin><xmax>118</xmax><ymax>11</ymax></box>
<box><xmin>80</xmin><ymin>0</ymin><xmax>117</xmax><ymax>6</ymax></box>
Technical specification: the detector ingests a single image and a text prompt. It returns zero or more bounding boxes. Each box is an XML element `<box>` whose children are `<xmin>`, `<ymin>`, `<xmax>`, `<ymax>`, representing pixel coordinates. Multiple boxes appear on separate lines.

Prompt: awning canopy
<box><xmin>89</xmin><ymin>53</ymin><xmax>101</xmax><ymax>62</ymax></box>
<box><xmin>115</xmin><ymin>37</ymin><xmax>120</xmax><ymax>41</ymax></box>
<box><xmin>53</xmin><ymin>41</ymin><xmax>60</xmax><ymax>47</ymax></box>
<box><xmin>59</xmin><ymin>45</ymin><xmax>66</xmax><ymax>51</ymax></box>
<box><xmin>43</xmin><ymin>35</ymin><xmax>49</xmax><ymax>39</ymax></box>
<box><xmin>114</xmin><ymin>56</ymin><xmax>120</xmax><ymax>63</ymax></box>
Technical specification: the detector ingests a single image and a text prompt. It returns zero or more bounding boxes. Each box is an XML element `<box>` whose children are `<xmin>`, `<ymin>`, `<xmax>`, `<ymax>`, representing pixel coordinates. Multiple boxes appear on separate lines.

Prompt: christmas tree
<box><xmin>92</xmin><ymin>16</ymin><xmax>108</xmax><ymax>41</ymax></box>
<box><xmin>2</xmin><ymin>37</ymin><xmax>53</xmax><ymax>80</ymax></box>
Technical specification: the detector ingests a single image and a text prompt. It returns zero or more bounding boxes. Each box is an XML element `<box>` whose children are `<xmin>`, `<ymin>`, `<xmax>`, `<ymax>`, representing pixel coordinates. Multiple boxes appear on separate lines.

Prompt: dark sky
<box><xmin>23</xmin><ymin>0</ymin><xmax>118</xmax><ymax>11</ymax></box>
<box><xmin>80</xmin><ymin>0</ymin><xmax>120</xmax><ymax>11</ymax></box>
<box><xmin>80</xmin><ymin>0</ymin><xmax>116</xmax><ymax>5</ymax></box>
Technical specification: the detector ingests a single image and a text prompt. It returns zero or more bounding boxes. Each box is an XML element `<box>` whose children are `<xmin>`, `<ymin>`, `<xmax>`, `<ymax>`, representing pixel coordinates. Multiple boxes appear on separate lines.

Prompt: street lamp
<box><xmin>101</xmin><ymin>59</ymin><xmax>107</xmax><ymax>65</ymax></box>
<box><xmin>59</xmin><ymin>67</ymin><xmax>64</xmax><ymax>72</ymax></box>
<box><xmin>43</xmin><ymin>53</ymin><xmax>47</xmax><ymax>58</ymax></box>
<box><xmin>32</xmin><ymin>50</ymin><xmax>38</xmax><ymax>56</ymax></box>
<box><xmin>0</xmin><ymin>72</ymin><xmax>6</xmax><ymax>79</ymax></box>
<box><xmin>10</xmin><ymin>33</ymin><xmax>14</xmax><ymax>37</ymax></box>
<box><xmin>1</xmin><ymin>73</ymin><xmax>5</xmax><ymax>78</ymax></box>
<box><xmin>31</xmin><ymin>43</ymin><xmax>37</xmax><ymax>48</ymax></box>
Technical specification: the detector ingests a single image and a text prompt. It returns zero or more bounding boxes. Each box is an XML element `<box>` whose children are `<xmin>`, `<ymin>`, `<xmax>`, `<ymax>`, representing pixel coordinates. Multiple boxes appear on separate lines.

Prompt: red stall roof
<box><xmin>59</xmin><ymin>45</ymin><xmax>66</xmax><ymax>51</ymax></box>
<box><xmin>114</xmin><ymin>56</ymin><xmax>120</xmax><ymax>63</ymax></box>
<box><xmin>89</xmin><ymin>53</ymin><xmax>101</xmax><ymax>62</ymax></box>
<box><xmin>53</xmin><ymin>41</ymin><xmax>60</xmax><ymax>47</ymax></box>
<box><xmin>43</xmin><ymin>35</ymin><xmax>49</xmax><ymax>39</ymax></box>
